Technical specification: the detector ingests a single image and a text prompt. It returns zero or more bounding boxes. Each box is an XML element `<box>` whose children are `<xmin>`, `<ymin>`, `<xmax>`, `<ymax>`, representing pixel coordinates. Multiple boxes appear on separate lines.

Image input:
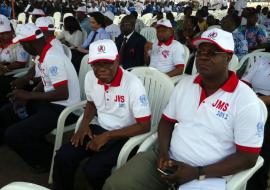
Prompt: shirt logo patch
<box><xmin>161</xmin><ymin>50</ymin><xmax>170</xmax><ymax>58</ymax></box>
<box><xmin>98</xmin><ymin>45</ymin><xmax>106</xmax><ymax>53</ymax></box>
<box><xmin>208</xmin><ymin>32</ymin><xmax>218</xmax><ymax>40</ymax></box>
<box><xmin>139</xmin><ymin>95</ymin><xmax>148</xmax><ymax>106</ymax></box>
<box><xmin>256</xmin><ymin>122</ymin><xmax>264</xmax><ymax>138</ymax></box>
<box><xmin>212</xmin><ymin>99</ymin><xmax>229</xmax><ymax>112</ymax></box>
<box><xmin>114</xmin><ymin>95</ymin><xmax>125</xmax><ymax>103</ymax></box>
<box><xmin>49</xmin><ymin>66</ymin><xmax>58</xmax><ymax>76</ymax></box>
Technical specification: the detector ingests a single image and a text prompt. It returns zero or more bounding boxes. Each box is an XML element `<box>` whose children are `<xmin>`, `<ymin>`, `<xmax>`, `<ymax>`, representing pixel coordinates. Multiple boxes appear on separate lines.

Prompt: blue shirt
<box><xmin>232</xmin><ymin>28</ymin><xmax>248</xmax><ymax>60</ymax></box>
<box><xmin>81</xmin><ymin>28</ymin><xmax>110</xmax><ymax>49</ymax></box>
<box><xmin>80</xmin><ymin>17</ymin><xmax>92</xmax><ymax>35</ymax></box>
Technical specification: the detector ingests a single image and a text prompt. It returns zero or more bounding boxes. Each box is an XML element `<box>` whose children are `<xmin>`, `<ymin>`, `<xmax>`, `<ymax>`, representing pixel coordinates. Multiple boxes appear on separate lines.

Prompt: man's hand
<box><xmin>71</xmin><ymin>125</ymin><xmax>93</xmax><ymax>147</ymax></box>
<box><xmin>7</xmin><ymin>89</ymin><xmax>31</xmax><ymax>103</ymax></box>
<box><xmin>0</xmin><ymin>64</ymin><xmax>10</xmax><ymax>75</ymax></box>
<box><xmin>161</xmin><ymin>160</ymin><xmax>198</xmax><ymax>185</ymax></box>
<box><xmin>10</xmin><ymin>78</ymin><xmax>29</xmax><ymax>89</ymax></box>
<box><xmin>158</xmin><ymin>152</ymin><xmax>170</xmax><ymax>170</ymax></box>
<box><xmin>87</xmin><ymin>132</ymin><xmax>110</xmax><ymax>151</ymax></box>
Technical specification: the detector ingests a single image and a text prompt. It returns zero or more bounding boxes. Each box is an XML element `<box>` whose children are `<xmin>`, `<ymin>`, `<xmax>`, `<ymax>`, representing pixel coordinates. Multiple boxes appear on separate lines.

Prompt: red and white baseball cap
<box><xmin>156</xmin><ymin>19</ymin><xmax>172</xmax><ymax>28</ymax></box>
<box><xmin>75</xmin><ymin>6</ymin><xmax>87</xmax><ymax>13</ymax></box>
<box><xmin>88</xmin><ymin>39</ymin><xmax>119</xmax><ymax>64</ymax></box>
<box><xmin>36</xmin><ymin>16</ymin><xmax>55</xmax><ymax>31</ymax></box>
<box><xmin>30</xmin><ymin>8</ymin><xmax>45</xmax><ymax>16</ymax></box>
<box><xmin>13</xmin><ymin>23</ymin><xmax>44</xmax><ymax>43</ymax></box>
<box><xmin>0</xmin><ymin>14</ymin><xmax>11</xmax><ymax>33</ymax></box>
<box><xmin>192</xmin><ymin>28</ymin><xmax>235</xmax><ymax>53</ymax></box>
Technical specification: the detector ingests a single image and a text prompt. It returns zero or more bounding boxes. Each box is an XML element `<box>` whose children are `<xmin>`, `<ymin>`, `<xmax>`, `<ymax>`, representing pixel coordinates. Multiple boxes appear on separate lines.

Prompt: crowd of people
<box><xmin>0</xmin><ymin>0</ymin><xmax>270</xmax><ymax>190</ymax></box>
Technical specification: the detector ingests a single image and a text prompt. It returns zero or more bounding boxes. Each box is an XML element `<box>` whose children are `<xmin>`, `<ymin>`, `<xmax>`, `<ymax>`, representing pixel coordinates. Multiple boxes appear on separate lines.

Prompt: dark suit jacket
<box><xmin>115</xmin><ymin>32</ymin><xmax>147</xmax><ymax>69</ymax></box>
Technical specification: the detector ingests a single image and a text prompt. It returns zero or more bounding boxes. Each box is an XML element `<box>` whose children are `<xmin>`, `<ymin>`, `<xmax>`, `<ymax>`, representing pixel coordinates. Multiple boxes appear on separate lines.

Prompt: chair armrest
<box><xmin>4</xmin><ymin>68</ymin><xmax>29</xmax><ymax>76</ymax></box>
<box><xmin>226</xmin><ymin>156</ymin><xmax>264</xmax><ymax>190</ymax></box>
<box><xmin>13</xmin><ymin>71</ymin><xmax>28</xmax><ymax>78</ymax></box>
<box><xmin>115</xmin><ymin>130</ymin><xmax>156</xmax><ymax>170</ymax></box>
<box><xmin>137</xmin><ymin>132</ymin><xmax>158</xmax><ymax>153</ymax></box>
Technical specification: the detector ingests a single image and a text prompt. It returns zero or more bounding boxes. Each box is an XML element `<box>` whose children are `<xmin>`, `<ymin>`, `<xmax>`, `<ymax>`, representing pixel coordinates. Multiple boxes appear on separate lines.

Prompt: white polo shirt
<box><xmin>37</xmin><ymin>42</ymin><xmax>80</xmax><ymax>107</ymax></box>
<box><xmin>162</xmin><ymin>72</ymin><xmax>265</xmax><ymax>167</ymax></box>
<box><xmin>0</xmin><ymin>43</ymin><xmax>29</xmax><ymax>63</ymax></box>
<box><xmin>84</xmin><ymin>67</ymin><xmax>151</xmax><ymax>131</ymax></box>
<box><xmin>242</xmin><ymin>56</ymin><xmax>270</xmax><ymax>96</ymax></box>
<box><xmin>48</xmin><ymin>36</ymin><xmax>65</xmax><ymax>54</ymax></box>
<box><xmin>149</xmin><ymin>39</ymin><xmax>186</xmax><ymax>73</ymax></box>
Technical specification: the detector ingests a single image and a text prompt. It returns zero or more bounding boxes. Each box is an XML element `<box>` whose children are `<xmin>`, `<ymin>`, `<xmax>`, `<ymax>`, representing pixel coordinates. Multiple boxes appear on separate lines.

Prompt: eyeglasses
<box><xmin>195</xmin><ymin>50</ymin><xmax>228</xmax><ymax>58</ymax></box>
<box><xmin>91</xmin><ymin>62</ymin><xmax>114</xmax><ymax>70</ymax></box>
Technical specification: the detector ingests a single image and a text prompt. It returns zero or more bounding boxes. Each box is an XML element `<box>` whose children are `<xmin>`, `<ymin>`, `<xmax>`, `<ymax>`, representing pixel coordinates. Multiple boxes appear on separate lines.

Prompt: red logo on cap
<box><xmin>208</xmin><ymin>32</ymin><xmax>218</xmax><ymax>39</ymax></box>
<box><xmin>0</xmin><ymin>20</ymin><xmax>4</xmax><ymax>25</ymax></box>
<box><xmin>98</xmin><ymin>45</ymin><xmax>106</xmax><ymax>53</ymax></box>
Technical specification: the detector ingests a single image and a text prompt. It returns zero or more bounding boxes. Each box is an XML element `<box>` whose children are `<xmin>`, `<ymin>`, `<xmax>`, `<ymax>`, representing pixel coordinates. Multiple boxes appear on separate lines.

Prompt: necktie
<box><xmin>119</xmin><ymin>37</ymin><xmax>127</xmax><ymax>65</ymax></box>
<box><xmin>90</xmin><ymin>31</ymin><xmax>98</xmax><ymax>44</ymax></box>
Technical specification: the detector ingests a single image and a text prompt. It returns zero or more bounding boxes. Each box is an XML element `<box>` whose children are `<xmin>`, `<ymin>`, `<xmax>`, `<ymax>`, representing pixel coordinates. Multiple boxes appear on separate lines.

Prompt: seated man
<box><xmin>53</xmin><ymin>39</ymin><xmax>151</xmax><ymax>190</ymax></box>
<box><xmin>0</xmin><ymin>14</ymin><xmax>29</xmax><ymax>106</ymax></box>
<box><xmin>145</xmin><ymin>19</ymin><xmax>186</xmax><ymax>77</ymax></box>
<box><xmin>0</xmin><ymin>23</ymin><xmax>80</xmax><ymax>172</ymax></box>
<box><xmin>103</xmin><ymin>28</ymin><xmax>266</xmax><ymax>190</ymax></box>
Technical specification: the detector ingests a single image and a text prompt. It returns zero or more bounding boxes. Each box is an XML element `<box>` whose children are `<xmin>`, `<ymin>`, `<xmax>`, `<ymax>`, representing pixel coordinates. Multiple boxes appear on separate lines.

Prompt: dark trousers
<box><xmin>247</xmin><ymin>105</ymin><xmax>270</xmax><ymax>190</ymax></box>
<box><xmin>53</xmin><ymin>124</ymin><xmax>128</xmax><ymax>190</ymax></box>
<box><xmin>0</xmin><ymin>75</ymin><xmax>13</xmax><ymax>108</ymax></box>
<box><xmin>0</xmin><ymin>101</ymin><xmax>75</xmax><ymax>170</ymax></box>
<box><xmin>71</xmin><ymin>49</ymin><xmax>87</xmax><ymax>73</ymax></box>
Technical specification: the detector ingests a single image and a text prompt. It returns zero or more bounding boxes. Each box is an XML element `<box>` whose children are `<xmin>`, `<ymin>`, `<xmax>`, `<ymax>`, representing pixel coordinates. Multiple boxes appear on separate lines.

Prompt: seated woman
<box><xmin>0</xmin><ymin>15</ymin><xmax>29</xmax><ymax>106</ymax></box>
<box><xmin>56</xmin><ymin>16</ymin><xmax>84</xmax><ymax>48</ymax></box>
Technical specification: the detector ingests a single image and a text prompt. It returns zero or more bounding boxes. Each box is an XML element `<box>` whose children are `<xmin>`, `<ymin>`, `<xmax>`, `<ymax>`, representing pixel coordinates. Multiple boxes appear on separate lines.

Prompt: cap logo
<box><xmin>208</xmin><ymin>32</ymin><xmax>218</xmax><ymax>40</ymax></box>
<box><xmin>98</xmin><ymin>45</ymin><xmax>106</xmax><ymax>53</ymax></box>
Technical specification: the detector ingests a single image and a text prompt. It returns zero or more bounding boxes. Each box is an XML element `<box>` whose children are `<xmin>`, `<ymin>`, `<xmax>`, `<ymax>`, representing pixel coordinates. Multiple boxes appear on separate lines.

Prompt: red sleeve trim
<box><xmin>236</xmin><ymin>144</ymin><xmax>261</xmax><ymax>154</ymax></box>
<box><xmin>162</xmin><ymin>114</ymin><xmax>177</xmax><ymax>123</ymax></box>
<box><xmin>135</xmin><ymin>115</ymin><xmax>151</xmax><ymax>122</ymax></box>
<box><xmin>175</xmin><ymin>64</ymin><xmax>185</xmax><ymax>69</ymax></box>
<box><xmin>53</xmin><ymin>80</ymin><xmax>68</xmax><ymax>88</ymax></box>
<box><xmin>241</xmin><ymin>80</ymin><xmax>252</xmax><ymax>88</ymax></box>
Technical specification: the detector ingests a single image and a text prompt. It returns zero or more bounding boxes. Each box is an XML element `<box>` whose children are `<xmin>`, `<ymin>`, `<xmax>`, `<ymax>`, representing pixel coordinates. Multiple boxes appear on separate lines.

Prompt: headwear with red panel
<box><xmin>0</xmin><ymin>14</ymin><xmax>11</xmax><ymax>33</ymax></box>
<box><xmin>88</xmin><ymin>39</ymin><xmax>119</xmax><ymax>64</ymax></box>
<box><xmin>35</xmin><ymin>16</ymin><xmax>55</xmax><ymax>31</ymax></box>
<box><xmin>156</xmin><ymin>18</ymin><xmax>172</xmax><ymax>28</ymax></box>
<box><xmin>12</xmin><ymin>23</ymin><xmax>44</xmax><ymax>43</ymax></box>
<box><xmin>192</xmin><ymin>28</ymin><xmax>235</xmax><ymax>53</ymax></box>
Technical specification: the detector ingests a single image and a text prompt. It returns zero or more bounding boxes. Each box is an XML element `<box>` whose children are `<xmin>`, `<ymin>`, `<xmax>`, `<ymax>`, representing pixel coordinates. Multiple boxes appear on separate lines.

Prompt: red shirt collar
<box><xmin>158</xmin><ymin>36</ymin><xmax>174</xmax><ymax>46</ymax></box>
<box><xmin>194</xmin><ymin>71</ymin><xmax>239</xmax><ymax>93</ymax></box>
<box><xmin>39</xmin><ymin>42</ymin><xmax>52</xmax><ymax>63</ymax></box>
<box><xmin>0</xmin><ymin>41</ymin><xmax>13</xmax><ymax>49</ymax></box>
<box><xmin>97</xmin><ymin>66</ymin><xmax>123</xmax><ymax>90</ymax></box>
<box><xmin>46</xmin><ymin>35</ymin><xmax>55</xmax><ymax>44</ymax></box>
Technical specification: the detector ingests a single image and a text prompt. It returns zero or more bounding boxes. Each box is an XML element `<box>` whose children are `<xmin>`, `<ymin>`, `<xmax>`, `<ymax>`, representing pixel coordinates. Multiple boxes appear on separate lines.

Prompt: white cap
<box><xmin>35</xmin><ymin>16</ymin><xmax>54</xmax><ymax>31</ymax></box>
<box><xmin>192</xmin><ymin>28</ymin><xmax>235</xmax><ymax>53</ymax></box>
<box><xmin>75</xmin><ymin>6</ymin><xmax>87</xmax><ymax>13</ymax></box>
<box><xmin>30</xmin><ymin>8</ymin><xmax>45</xmax><ymax>16</ymax></box>
<box><xmin>156</xmin><ymin>19</ymin><xmax>172</xmax><ymax>28</ymax></box>
<box><xmin>88</xmin><ymin>39</ymin><xmax>119</xmax><ymax>64</ymax></box>
<box><xmin>103</xmin><ymin>11</ymin><xmax>115</xmax><ymax>21</ymax></box>
<box><xmin>0</xmin><ymin>14</ymin><xmax>11</xmax><ymax>33</ymax></box>
<box><xmin>13</xmin><ymin>23</ymin><xmax>44</xmax><ymax>43</ymax></box>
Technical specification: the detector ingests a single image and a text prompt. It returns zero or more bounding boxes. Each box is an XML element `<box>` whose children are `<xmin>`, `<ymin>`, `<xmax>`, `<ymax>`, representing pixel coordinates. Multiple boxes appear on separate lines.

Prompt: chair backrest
<box><xmin>28</xmin><ymin>15</ymin><xmax>33</xmax><ymax>23</ymax></box>
<box><xmin>62</xmin><ymin>44</ymin><xmax>72</xmax><ymax>60</ymax></box>
<box><xmin>78</xmin><ymin>54</ymin><xmax>92</xmax><ymax>100</ymax></box>
<box><xmin>228</xmin><ymin>54</ymin><xmax>240</xmax><ymax>72</ymax></box>
<box><xmin>140</xmin><ymin>27</ymin><xmax>157</xmax><ymax>43</ymax></box>
<box><xmin>53</xmin><ymin>12</ymin><xmax>61</xmax><ymax>29</ymax></box>
<box><xmin>239</xmin><ymin>52</ymin><xmax>270</xmax><ymax>77</ymax></box>
<box><xmin>130</xmin><ymin>67</ymin><xmax>174</xmax><ymax>129</ymax></box>
<box><xmin>17</xmin><ymin>13</ymin><xmax>26</xmax><ymax>24</ymax></box>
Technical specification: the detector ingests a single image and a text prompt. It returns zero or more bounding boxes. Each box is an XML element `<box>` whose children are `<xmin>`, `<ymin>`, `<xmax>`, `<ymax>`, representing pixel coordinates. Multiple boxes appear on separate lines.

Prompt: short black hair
<box><xmin>89</xmin><ymin>12</ymin><xmax>105</xmax><ymax>28</ymax></box>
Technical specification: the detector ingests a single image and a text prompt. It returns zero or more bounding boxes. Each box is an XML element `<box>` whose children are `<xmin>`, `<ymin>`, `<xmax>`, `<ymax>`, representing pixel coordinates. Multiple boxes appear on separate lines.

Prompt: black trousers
<box><xmin>0</xmin><ymin>75</ymin><xmax>13</xmax><ymax>108</ymax></box>
<box><xmin>53</xmin><ymin>124</ymin><xmax>128</xmax><ymax>190</ymax></box>
<box><xmin>0</xmin><ymin>101</ymin><xmax>76</xmax><ymax>170</ymax></box>
<box><xmin>247</xmin><ymin>105</ymin><xmax>270</xmax><ymax>190</ymax></box>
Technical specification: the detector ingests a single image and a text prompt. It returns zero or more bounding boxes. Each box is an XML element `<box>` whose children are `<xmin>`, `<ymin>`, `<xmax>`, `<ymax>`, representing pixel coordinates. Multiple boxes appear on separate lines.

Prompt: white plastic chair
<box><xmin>18</xmin><ymin>13</ymin><xmax>26</xmax><ymax>24</ymax></box>
<box><xmin>140</xmin><ymin>27</ymin><xmax>157</xmax><ymax>43</ymax></box>
<box><xmin>0</xmin><ymin>182</ymin><xmax>50</xmax><ymax>190</ymax></box>
<box><xmin>48</xmin><ymin>66</ymin><xmax>174</xmax><ymax>183</ymax></box>
<box><xmin>138</xmin><ymin>98</ymin><xmax>268</xmax><ymax>190</ymax></box>
<box><xmin>53</xmin><ymin>12</ymin><xmax>61</xmax><ymax>30</ymax></box>
<box><xmin>5</xmin><ymin>55</ymin><xmax>33</xmax><ymax>77</ymax></box>
<box><xmin>28</xmin><ymin>15</ymin><xmax>33</xmax><ymax>23</ymax></box>
<box><xmin>62</xmin><ymin>44</ymin><xmax>72</xmax><ymax>60</ymax></box>
<box><xmin>228</xmin><ymin>54</ymin><xmax>240</xmax><ymax>72</ymax></box>
<box><xmin>48</xmin><ymin>54</ymin><xmax>91</xmax><ymax>183</ymax></box>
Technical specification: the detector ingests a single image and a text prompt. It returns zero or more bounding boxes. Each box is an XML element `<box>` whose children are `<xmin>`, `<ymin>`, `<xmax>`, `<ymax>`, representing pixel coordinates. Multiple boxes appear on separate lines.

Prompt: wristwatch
<box><xmin>198</xmin><ymin>166</ymin><xmax>206</xmax><ymax>180</ymax></box>
<box><xmin>29</xmin><ymin>79</ymin><xmax>34</xmax><ymax>85</ymax></box>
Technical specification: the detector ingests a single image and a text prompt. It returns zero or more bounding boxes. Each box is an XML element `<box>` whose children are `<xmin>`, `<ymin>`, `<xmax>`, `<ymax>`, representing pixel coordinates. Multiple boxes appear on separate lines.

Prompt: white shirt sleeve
<box><xmin>84</xmin><ymin>71</ymin><xmax>93</xmax><ymax>102</ymax></box>
<box><xmin>234</xmin><ymin>101</ymin><xmax>265</xmax><ymax>153</ymax></box>
<box><xmin>129</xmin><ymin>79</ymin><xmax>151</xmax><ymax>122</ymax></box>
<box><xmin>173</xmin><ymin>43</ymin><xmax>186</xmax><ymax>67</ymax></box>
<box><xmin>45</xmin><ymin>56</ymin><xmax>68</xmax><ymax>88</ymax></box>
<box><xmin>15</xmin><ymin>44</ymin><xmax>29</xmax><ymax>63</ymax></box>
